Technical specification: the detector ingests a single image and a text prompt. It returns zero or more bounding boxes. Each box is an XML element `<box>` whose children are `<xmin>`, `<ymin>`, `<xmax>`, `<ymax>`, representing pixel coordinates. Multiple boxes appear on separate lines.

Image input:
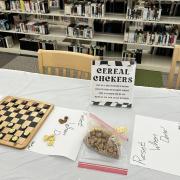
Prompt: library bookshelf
<box><xmin>0</xmin><ymin>0</ymin><xmax>180</xmax><ymax>72</ymax></box>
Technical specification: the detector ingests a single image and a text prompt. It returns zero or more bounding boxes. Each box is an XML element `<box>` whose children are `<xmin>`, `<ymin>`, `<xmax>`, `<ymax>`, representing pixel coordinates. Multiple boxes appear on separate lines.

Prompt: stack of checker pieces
<box><xmin>0</xmin><ymin>96</ymin><xmax>54</xmax><ymax>149</ymax></box>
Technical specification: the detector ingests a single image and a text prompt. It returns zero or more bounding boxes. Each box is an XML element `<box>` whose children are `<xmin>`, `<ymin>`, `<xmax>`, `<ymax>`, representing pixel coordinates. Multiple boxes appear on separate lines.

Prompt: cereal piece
<box><xmin>38</xmin><ymin>111</ymin><xmax>44</xmax><ymax>116</ymax></box>
<box><xmin>0</xmin><ymin>125</ymin><xmax>4</xmax><ymax>130</ymax></box>
<box><xmin>26</xmin><ymin>110</ymin><xmax>31</xmax><ymax>115</ymax></box>
<box><xmin>8</xmin><ymin>122</ymin><xmax>14</xmax><ymax>127</ymax></box>
<box><xmin>48</xmin><ymin>136</ymin><xmax>55</xmax><ymax>142</ymax></box>
<box><xmin>24</xmin><ymin>130</ymin><xmax>30</xmax><ymax>137</ymax></box>
<box><xmin>24</xmin><ymin>105</ymin><xmax>30</xmax><ymax>110</ymax></box>
<box><xmin>14</xmin><ymin>108</ymin><xmax>20</xmax><ymax>113</ymax></box>
<box><xmin>13</xmin><ymin>103</ymin><xmax>19</xmax><ymax>108</ymax></box>
<box><xmin>32</xmin><ymin>102</ymin><xmax>38</xmax><ymax>107</ymax></box>
<box><xmin>0</xmin><ymin>133</ymin><xmax>3</xmax><ymax>139</ymax></box>
<box><xmin>115</xmin><ymin>127</ymin><xmax>128</xmax><ymax>134</ymax></box>
<box><xmin>2</xmin><ymin>101</ymin><xmax>8</xmax><ymax>105</ymax></box>
<box><xmin>43</xmin><ymin>134</ymin><xmax>55</xmax><ymax>146</ymax></box>
<box><xmin>58</xmin><ymin>119</ymin><xmax>67</xmax><ymax>124</ymax></box>
<box><xmin>43</xmin><ymin>135</ymin><xmax>49</xmax><ymax>141</ymax></box>
<box><xmin>9</xmin><ymin>128</ymin><xmax>16</xmax><ymax>134</ymax></box>
<box><xmin>21</xmin><ymin>124</ymin><xmax>27</xmax><ymax>130</ymax></box>
<box><xmin>43</xmin><ymin>104</ymin><xmax>49</xmax><ymax>109</ymax></box>
<box><xmin>12</xmin><ymin>136</ymin><xmax>18</xmax><ymax>142</ymax></box>
<box><xmin>11</xmin><ymin>98</ymin><xmax>17</xmax><ymax>103</ymax></box>
<box><xmin>36</xmin><ymin>107</ymin><xmax>41</xmax><ymax>112</ymax></box>
<box><xmin>47</xmin><ymin>141</ymin><xmax>54</xmax><ymax>146</ymax></box>
<box><xmin>4</xmin><ymin>106</ymin><xmax>9</xmax><ymax>110</ymax></box>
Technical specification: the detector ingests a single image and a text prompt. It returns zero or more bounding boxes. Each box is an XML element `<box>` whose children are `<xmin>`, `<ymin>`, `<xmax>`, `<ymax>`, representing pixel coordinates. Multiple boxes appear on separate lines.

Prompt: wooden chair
<box><xmin>167</xmin><ymin>45</ymin><xmax>180</xmax><ymax>89</ymax></box>
<box><xmin>38</xmin><ymin>49</ymin><xmax>95</xmax><ymax>80</ymax></box>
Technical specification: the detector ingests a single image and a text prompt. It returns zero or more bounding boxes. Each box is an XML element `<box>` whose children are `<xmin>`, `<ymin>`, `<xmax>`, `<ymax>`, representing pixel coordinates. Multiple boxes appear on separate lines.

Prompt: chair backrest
<box><xmin>38</xmin><ymin>49</ymin><xmax>95</xmax><ymax>80</ymax></box>
<box><xmin>167</xmin><ymin>45</ymin><xmax>180</xmax><ymax>89</ymax></box>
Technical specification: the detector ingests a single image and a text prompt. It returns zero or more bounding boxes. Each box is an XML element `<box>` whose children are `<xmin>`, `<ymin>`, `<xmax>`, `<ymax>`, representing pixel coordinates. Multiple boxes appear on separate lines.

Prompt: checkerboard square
<box><xmin>29</xmin><ymin>107</ymin><xmax>36</xmax><ymax>111</ymax></box>
<box><xmin>11</xmin><ymin>118</ymin><xmax>19</xmax><ymax>123</ymax></box>
<box><xmin>17</xmin><ymin>137</ymin><xmax>25</xmax><ymax>144</ymax></box>
<box><xmin>33</xmin><ymin>117</ymin><xmax>41</xmax><ymax>123</ymax></box>
<box><xmin>15</xmin><ymin>130</ymin><xmax>23</xmax><ymax>137</ymax></box>
<box><xmin>1</xmin><ymin>121</ymin><xmax>8</xmax><ymax>126</ymax></box>
<box><xmin>19</xmin><ymin>110</ymin><xmax>26</xmax><ymax>114</ymax></box>
<box><xmin>9</xmin><ymin>113</ymin><xmax>17</xmax><ymax>118</ymax></box>
<box><xmin>15</xmin><ymin>114</ymin><xmax>23</xmax><ymax>118</ymax></box>
<box><xmin>29</xmin><ymin>122</ymin><xmax>37</xmax><ymax>128</ymax></box>
<box><xmin>13</xmin><ymin>124</ymin><xmax>21</xmax><ymax>130</ymax></box>
<box><xmin>27</xmin><ymin>116</ymin><xmax>35</xmax><ymax>121</ymax></box>
<box><xmin>4</xmin><ymin>111</ymin><xmax>11</xmax><ymax>116</ymax></box>
<box><xmin>17</xmin><ymin>119</ymin><xmax>25</xmax><ymax>125</ymax></box>
<box><xmin>4</xmin><ymin>134</ymin><xmax>12</xmax><ymax>141</ymax></box>
<box><xmin>0</xmin><ymin>110</ymin><xmax>6</xmax><ymax>115</ymax></box>
<box><xmin>5</xmin><ymin>117</ymin><xmax>13</xmax><ymax>122</ymax></box>
<box><xmin>31</xmin><ymin>112</ymin><xmax>38</xmax><ymax>117</ymax></box>
<box><xmin>21</xmin><ymin>115</ymin><xmax>29</xmax><ymax>120</ymax></box>
<box><xmin>2</xmin><ymin>127</ymin><xmax>10</xmax><ymax>133</ymax></box>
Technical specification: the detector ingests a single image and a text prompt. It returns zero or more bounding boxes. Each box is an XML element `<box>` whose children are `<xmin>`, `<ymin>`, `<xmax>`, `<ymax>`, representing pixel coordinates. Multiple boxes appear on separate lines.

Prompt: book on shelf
<box><xmin>0</xmin><ymin>0</ymin><xmax>6</xmax><ymax>10</ymax></box>
<box><xmin>0</xmin><ymin>35</ymin><xmax>14</xmax><ymax>48</ymax></box>
<box><xmin>13</xmin><ymin>17</ymin><xmax>49</xmax><ymax>35</ymax></box>
<box><xmin>127</xmin><ymin>0</ymin><xmax>162</xmax><ymax>21</ymax></box>
<box><xmin>5</xmin><ymin>36</ymin><xmax>14</xmax><ymax>48</ymax></box>
<box><xmin>67</xmin><ymin>24</ymin><xmax>93</xmax><ymax>39</ymax></box>
<box><xmin>124</xmin><ymin>23</ymin><xmax>178</xmax><ymax>46</ymax></box>
<box><xmin>122</xmin><ymin>49</ymin><xmax>142</xmax><ymax>64</ymax></box>
<box><xmin>19</xmin><ymin>38</ymin><xmax>57</xmax><ymax>51</ymax></box>
<box><xmin>68</xmin><ymin>42</ymin><xmax>105</xmax><ymax>56</ymax></box>
<box><xmin>7</xmin><ymin>0</ymin><xmax>49</xmax><ymax>13</ymax></box>
<box><xmin>64</xmin><ymin>2</ymin><xmax>105</xmax><ymax>17</ymax></box>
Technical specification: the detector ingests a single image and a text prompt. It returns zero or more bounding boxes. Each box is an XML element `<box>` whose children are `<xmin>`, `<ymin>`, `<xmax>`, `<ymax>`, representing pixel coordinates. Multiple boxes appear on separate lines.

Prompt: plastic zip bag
<box><xmin>84</xmin><ymin>113</ymin><xmax>128</xmax><ymax>159</ymax></box>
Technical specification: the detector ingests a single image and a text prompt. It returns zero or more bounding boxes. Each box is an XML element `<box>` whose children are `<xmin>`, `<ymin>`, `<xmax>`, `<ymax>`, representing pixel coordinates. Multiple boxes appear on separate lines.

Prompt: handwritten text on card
<box><xmin>130</xmin><ymin>115</ymin><xmax>180</xmax><ymax>177</ymax></box>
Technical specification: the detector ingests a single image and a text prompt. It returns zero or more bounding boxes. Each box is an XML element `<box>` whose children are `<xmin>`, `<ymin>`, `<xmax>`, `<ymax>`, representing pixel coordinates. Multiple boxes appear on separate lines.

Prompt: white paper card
<box><xmin>27</xmin><ymin>107</ymin><xmax>88</xmax><ymax>161</ymax></box>
<box><xmin>130</xmin><ymin>115</ymin><xmax>180</xmax><ymax>176</ymax></box>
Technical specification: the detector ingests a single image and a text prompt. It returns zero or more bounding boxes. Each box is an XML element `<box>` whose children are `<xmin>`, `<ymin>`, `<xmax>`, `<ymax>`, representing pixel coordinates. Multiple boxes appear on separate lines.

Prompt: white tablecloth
<box><xmin>0</xmin><ymin>69</ymin><xmax>180</xmax><ymax>180</ymax></box>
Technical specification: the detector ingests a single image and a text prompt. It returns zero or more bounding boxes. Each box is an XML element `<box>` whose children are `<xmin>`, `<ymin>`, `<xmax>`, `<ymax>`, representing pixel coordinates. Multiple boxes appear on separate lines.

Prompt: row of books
<box><xmin>122</xmin><ymin>49</ymin><xmax>142</xmax><ymax>64</ymax></box>
<box><xmin>1</xmin><ymin>0</ymin><xmax>180</xmax><ymax>16</ymax></box>
<box><xmin>68</xmin><ymin>43</ymin><xmax>104</xmax><ymax>56</ymax></box>
<box><xmin>127</xmin><ymin>7</ymin><xmax>162</xmax><ymax>21</ymax></box>
<box><xmin>19</xmin><ymin>38</ymin><xmax>57</xmax><ymax>51</ymax></box>
<box><xmin>97</xmin><ymin>42</ymin><xmax>123</xmax><ymax>53</ymax></box>
<box><xmin>0</xmin><ymin>0</ymin><xmax>49</xmax><ymax>13</ymax></box>
<box><xmin>0</xmin><ymin>35</ymin><xmax>14</xmax><ymax>48</ymax></box>
<box><xmin>124</xmin><ymin>30</ymin><xmax>177</xmax><ymax>46</ymax></box>
<box><xmin>64</xmin><ymin>2</ymin><xmax>105</xmax><ymax>17</ymax></box>
<box><xmin>15</xmin><ymin>21</ymin><xmax>49</xmax><ymax>34</ymax></box>
<box><xmin>66</xmin><ymin>24</ymin><xmax>93</xmax><ymax>39</ymax></box>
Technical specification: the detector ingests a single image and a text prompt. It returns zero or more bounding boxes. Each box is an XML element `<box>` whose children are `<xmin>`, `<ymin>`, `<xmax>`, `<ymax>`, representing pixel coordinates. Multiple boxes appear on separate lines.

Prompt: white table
<box><xmin>0</xmin><ymin>69</ymin><xmax>180</xmax><ymax>180</ymax></box>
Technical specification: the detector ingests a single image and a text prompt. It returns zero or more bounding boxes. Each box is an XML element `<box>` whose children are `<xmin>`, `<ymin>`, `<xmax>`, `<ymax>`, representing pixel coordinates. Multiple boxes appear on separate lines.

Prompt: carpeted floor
<box><xmin>135</xmin><ymin>69</ymin><xmax>164</xmax><ymax>88</ymax></box>
<box><xmin>0</xmin><ymin>53</ymin><xmax>17</xmax><ymax>67</ymax></box>
<box><xmin>2</xmin><ymin>55</ymin><xmax>39</xmax><ymax>73</ymax></box>
<box><xmin>0</xmin><ymin>52</ymin><xmax>169</xmax><ymax>88</ymax></box>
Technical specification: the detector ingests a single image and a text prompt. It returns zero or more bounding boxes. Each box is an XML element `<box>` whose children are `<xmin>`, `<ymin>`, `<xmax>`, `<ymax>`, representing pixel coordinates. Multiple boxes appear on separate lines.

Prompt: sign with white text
<box><xmin>91</xmin><ymin>60</ymin><xmax>136</xmax><ymax>108</ymax></box>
